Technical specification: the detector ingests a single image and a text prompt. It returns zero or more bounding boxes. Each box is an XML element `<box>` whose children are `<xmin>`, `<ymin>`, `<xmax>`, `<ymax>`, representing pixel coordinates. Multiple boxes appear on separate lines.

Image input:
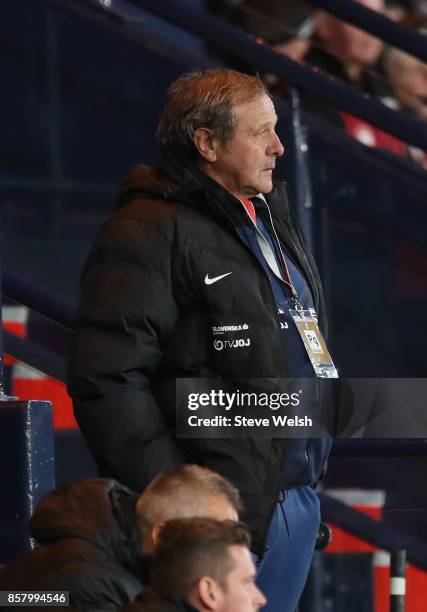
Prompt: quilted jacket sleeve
<box><xmin>67</xmin><ymin>214</ymin><xmax>186</xmax><ymax>492</ymax></box>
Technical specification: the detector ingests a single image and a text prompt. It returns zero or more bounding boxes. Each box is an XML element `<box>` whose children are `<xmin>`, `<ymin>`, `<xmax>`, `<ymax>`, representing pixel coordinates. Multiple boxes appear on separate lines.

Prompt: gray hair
<box><xmin>157</xmin><ymin>69</ymin><xmax>268</xmax><ymax>158</ymax></box>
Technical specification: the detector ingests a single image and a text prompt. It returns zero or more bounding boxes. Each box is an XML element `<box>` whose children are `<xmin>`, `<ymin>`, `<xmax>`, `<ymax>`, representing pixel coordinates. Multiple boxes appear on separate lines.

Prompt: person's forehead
<box><xmin>228</xmin><ymin>545</ymin><xmax>254</xmax><ymax>576</ymax></box>
<box><xmin>232</xmin><ymin>94</ymin><xmax>278</xmax><ymax>124</ymax></box>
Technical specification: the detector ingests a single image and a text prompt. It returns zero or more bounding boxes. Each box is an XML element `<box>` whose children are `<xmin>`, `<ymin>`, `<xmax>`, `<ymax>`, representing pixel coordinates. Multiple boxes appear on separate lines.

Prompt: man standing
<box><xmin>68</xmin><ymin>69</ymin><xmax>334</xmax><ymax>611</ymax></box>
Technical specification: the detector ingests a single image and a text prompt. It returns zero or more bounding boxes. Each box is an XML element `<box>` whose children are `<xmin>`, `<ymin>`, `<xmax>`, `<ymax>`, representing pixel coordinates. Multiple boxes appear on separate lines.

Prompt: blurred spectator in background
<box><xmin>383</xmin><ymin>44</ymin><xmax>427</xmax><ymax>122</ymax></box>
<box><xmin>308</xmin><ymin>0</ymin><xmax>385</xmax><ymax>83</ymax></box>
<box><xmin>0</xmin><ymin>466</ymin><xmax>240</xmax><ymax>609</ymax></box>
<box><xmin>126</xmin><ymin>518</ymin><xmax>266</xmax><ymax>612</ymax></box>
<box><xmin>382</xmin><ymin>40</ymin><xmax>427</xmax><ymax>167</ymax></box>
<box><xmin>233</xmin><ymin>0</ymin><xmax>312</xmax><ymax>46</ymax></box>
<box><xmin>300</xmin><ymin>0</ymin><xmax>409</xmax><ymax>156</ymax></box>
<box><xmin>206</xmin><ymin>0</ymin><xmax>314</xmax><ymax>63</ymax></box>
<box><xmin>385</xmin><ymin>0</ymin><xmax>427</xmax><ymax>23</ymax></box>
<box><xmin>207</xmin><ymin>0</ymin><xmax>312</xmax><ymax>44</ymax></box>
<box><xmin>212</xmin><ymin>0</ymin><xmax>411</xmax><ymax>157</ymax></box>
<box><xmin>385</xmin><ymin>0</ymin><xmax>409</xmax><ymax>21</ymax></box>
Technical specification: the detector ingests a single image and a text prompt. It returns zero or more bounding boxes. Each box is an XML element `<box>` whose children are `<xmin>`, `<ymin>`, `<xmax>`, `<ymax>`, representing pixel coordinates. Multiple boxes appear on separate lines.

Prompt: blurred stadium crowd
<box><xmin>208</xmin><ymin>0</ymin><xmax>427</xmax><ymax>167</ymax></box>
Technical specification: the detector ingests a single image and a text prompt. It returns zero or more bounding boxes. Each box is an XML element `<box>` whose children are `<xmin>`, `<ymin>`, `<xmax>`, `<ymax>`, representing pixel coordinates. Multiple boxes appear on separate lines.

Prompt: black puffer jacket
<box><xmin>0</xmin><ymin>479</ymin><xmax>144</xmax><ymax>609</ymax></box>
<box><xmin>68</xmin><ymin>157</ymin><xmax>330</xmax><ymax>554</ymax></box>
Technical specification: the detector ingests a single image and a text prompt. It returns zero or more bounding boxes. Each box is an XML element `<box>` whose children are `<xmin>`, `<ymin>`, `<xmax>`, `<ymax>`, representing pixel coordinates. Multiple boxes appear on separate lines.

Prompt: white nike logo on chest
<box><xmin>204</xmin><ymin>272</ymin><xmax>233</xmax><ymax>285</ymax></box>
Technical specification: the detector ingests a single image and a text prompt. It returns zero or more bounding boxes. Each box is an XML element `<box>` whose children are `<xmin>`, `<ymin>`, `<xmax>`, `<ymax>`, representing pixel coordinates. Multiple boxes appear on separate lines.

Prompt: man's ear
<box><xmin>195</xmin><ymin>576</ymin><xmax>223</xmax><ymax>610</ymax></box>
<box><xmin>150</xmin><ymin>521</ymin><xmax>165</xmax><ymax>549</ymax></box>
<box><xmin>193</xmin><ymin>128</ymin><xmax>217</xmax><ymax>162</ymax></box>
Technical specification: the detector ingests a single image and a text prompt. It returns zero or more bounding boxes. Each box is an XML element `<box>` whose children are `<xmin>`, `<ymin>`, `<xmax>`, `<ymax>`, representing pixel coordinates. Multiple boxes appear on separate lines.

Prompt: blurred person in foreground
<box><xmin>125</xmin><ymin>518</ymin><xmax>266</xmax><ymax>612</ymax></box>
<box><xmin>68</xmin><ymin>68</ymin><xmax>336</xmax><ymax>612</ymax></box>
<box><xmin>0</xmin><ymin>466</ymin><xmax>240</xmax><ymax>609</ymax></box>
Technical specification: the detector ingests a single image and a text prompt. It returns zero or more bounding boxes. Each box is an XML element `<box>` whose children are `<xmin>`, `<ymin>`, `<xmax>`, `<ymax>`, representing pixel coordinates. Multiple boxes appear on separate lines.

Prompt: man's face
<box><xmin>322</xmin><ymin>0</ymin><xmax>384</xmax><ymax>67</ymax></box>
<box><xmin>216</xmin><ymin>545</ymin><xmax>266</xmax><ymax>612</ymax></box>
<box><xmin>206</xmin><ymin>93</ymin><xmax>284</xmax><ymax>199</ymax></box>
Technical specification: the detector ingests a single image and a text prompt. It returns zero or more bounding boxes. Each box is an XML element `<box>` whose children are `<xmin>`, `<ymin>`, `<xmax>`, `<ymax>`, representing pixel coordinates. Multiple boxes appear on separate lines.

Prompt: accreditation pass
<box><xmin>0</xmin><ymin>591</ymin><xmax>69</xmax><ymax>607</ymax></box>
<box><xmin>289</xmin><ymin>308</ymin><xmax>339</xmax><ymax>378</ymax></box>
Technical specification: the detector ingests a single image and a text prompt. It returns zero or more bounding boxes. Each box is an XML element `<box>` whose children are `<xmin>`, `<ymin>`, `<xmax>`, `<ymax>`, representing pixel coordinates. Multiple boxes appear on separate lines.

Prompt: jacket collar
<box><xmin>118</xmin><ymin>148</ymin><xmax>291</xmax><ymax>232</ymax></box>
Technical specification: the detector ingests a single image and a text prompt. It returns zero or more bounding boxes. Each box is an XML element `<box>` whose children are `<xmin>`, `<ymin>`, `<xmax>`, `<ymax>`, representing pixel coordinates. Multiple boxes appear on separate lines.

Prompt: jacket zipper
<box><xmin>209</xmin><ymin>189</ymin><xmax>319</xmax><ymax>553</ymax></box>
<box><xmin>215</xmin><ymin>206</ymin><xmax>291</xmax><ymax>556</ymax></box>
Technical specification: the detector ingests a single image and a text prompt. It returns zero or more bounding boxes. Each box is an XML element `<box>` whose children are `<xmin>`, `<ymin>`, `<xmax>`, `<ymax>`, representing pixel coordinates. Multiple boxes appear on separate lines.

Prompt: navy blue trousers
<box><xmin>253</xmin><ymin>486</ymin><xmax>320</xmax><ymax>612</ymax></box>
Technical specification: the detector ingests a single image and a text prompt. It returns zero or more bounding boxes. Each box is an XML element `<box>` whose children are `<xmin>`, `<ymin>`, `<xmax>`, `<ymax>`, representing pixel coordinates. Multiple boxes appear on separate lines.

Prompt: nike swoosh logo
<box><xmin>205</xmin><ymin>272</ymin><xmax>233</xmax><ymax>285</ymax></box>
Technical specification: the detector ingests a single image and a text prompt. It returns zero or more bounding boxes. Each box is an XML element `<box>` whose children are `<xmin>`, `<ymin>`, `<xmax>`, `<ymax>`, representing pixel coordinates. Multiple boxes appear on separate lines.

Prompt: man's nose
<box><xmin>254</xmin><ymin>585</ymin><xmax>267</xmax><ymax>609</ymax></box>
<box><xmin>268</xmin><ymin>132</ymin><xmax>285</xmax><ymax>157</ymax></box>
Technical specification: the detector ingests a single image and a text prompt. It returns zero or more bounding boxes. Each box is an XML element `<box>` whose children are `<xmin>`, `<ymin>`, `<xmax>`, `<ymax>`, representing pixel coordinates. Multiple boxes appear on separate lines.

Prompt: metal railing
<box><xmin>320</xmin><ymin>493</ymin><xmax>427</xmax><ymax>570</ymax></box>
<box><xmin>3</xmin><ymin>268</ymin><xmax>75</xmax><ymax>330</ymax></box>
